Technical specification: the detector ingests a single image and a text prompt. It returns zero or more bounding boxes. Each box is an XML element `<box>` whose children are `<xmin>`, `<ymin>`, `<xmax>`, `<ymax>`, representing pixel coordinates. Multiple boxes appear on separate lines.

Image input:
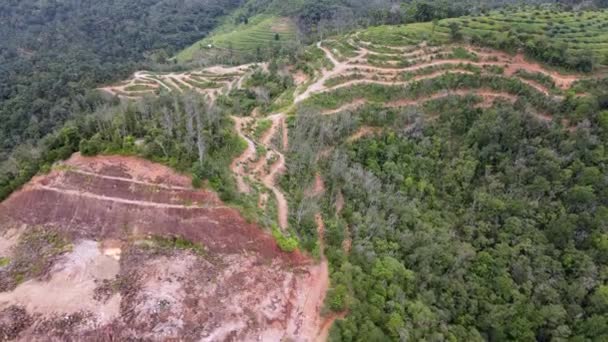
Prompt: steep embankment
<box><xmin>0</xmin><ymin>154</ymin><xmax>328</xmax><ymax>341</ymax></box>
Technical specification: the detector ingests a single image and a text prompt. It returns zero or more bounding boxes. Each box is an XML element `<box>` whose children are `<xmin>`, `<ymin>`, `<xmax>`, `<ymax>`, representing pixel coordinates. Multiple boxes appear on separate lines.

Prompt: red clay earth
<box><xmin>0</xmin><ymin>154</ymin><xmax>329</xmax><ymax>341</ymax></box>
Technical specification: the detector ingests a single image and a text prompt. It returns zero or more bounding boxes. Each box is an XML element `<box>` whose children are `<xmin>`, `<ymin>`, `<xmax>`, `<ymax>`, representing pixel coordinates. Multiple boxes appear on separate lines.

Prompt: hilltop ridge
<box><xmin>2</xmin><ymin>7</ymin><xmax>608</xmax><ymax>341</ymax></box>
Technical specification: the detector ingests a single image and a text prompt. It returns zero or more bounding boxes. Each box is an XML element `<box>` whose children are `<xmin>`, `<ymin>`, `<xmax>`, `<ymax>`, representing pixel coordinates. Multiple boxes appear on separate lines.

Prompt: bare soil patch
<box><xmin>0</xmin><ymin>154</ymin><xmax>328</xmax><ymax>341</ymax></box>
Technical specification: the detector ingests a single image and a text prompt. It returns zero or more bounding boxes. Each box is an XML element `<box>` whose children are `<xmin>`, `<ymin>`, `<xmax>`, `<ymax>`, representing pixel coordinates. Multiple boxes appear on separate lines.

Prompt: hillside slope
<box><xmin>177</xmin><ymin>15</ymin><xmax>298</xmax><ymax>63</ymax></box>
<box><xmin>0</xmin><ymin>0</ymin><xmax>246</xmax><ymax>168</ymax></box>
<box><xmin>0</xmin><ymin>154</ymin><xmax>329</xmax><ymax>340</ymax></box>
<box><xmin>3</xmin><ymin>7</ymin><xmax>608</xmax><ymax>341</ymax></box>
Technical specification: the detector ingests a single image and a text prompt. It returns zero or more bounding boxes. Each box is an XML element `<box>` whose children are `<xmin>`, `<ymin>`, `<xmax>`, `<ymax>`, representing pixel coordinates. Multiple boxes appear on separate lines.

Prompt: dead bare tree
<box><xmin>184</xmin><ymin>91</ymin><xmax>207</xmax><ymax>165</ymax></box>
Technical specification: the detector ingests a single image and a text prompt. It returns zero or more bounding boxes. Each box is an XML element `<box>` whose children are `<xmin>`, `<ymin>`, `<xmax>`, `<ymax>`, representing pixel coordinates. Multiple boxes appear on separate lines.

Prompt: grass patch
<box><xmin>322</xmin><ymin>40</ymin><xmax>359</xmax><ymax>61</ymax></box>
<box><xmin>450</xmin><ymin>47</ymin><xmax>479</xmax><ymax>61</ymax></box>
<box><xmin>400</xmin><ymin>63</ymin><xmax>482</xmax><ymax>80</ymax></box>
<box><xmin>358</xmin><ymin>22</ymin><xmax>449</xmax><ymax>46</ymax></box>
<box><xmin>140</xmin><ymin>235</ymin><xmax>205</xmax><ymax>256</ymax></box>
<box><xmin>515</xmin><ymin>69</ymin><xmax>558</xmax><ymax>90</ymax></box>
<box><xmin>325</xmin><ymin>73</ymin><xmax>366</xmax><ymax>87</ymax></box>
<box><xmin>271</xmin><ymin>225</ymin><xmax>298</xmax><ymax>252</ymax></box>
<box><xmin>177</xmin><ymin>15</ymin><xmax>297</xmax><ymax>62</ymax></box>
<box><xmin>254</xmin><ymin>119</ymin><xmax>272</xmax><ymax>140</ymax></box>
<box><xmin>182</xmin><ymin>78</ymin><xmax>221</xmax><ymax>89</ymax></box>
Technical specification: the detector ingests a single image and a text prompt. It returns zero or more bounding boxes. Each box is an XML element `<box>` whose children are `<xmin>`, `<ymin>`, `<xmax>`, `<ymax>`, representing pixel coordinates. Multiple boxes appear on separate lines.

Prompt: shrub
<box><xmin>271</xmin><ymin>225</ymin><xmax>298</xmax><ymax>252</ymax></box>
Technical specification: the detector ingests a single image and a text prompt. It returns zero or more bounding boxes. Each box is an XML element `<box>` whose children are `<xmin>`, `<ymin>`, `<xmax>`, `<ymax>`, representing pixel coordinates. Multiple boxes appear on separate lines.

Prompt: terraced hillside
<box><xmin>227</xmin><ymin>32</ymin><xmax>599</xmax><ymax>340</ymax></box>
<box><xmin>0</xmin><ymin>154</ymin><xmax>330</xmax><ymax>340</ymax></box>
<box><xmin>294</xmin><ymin>38</ymin><xmax>585</xmax><ymax>124</ymax></box>
<box><xmin>440</xmin><ymin>8</ymin><xmax>608</xmax><ymax>57</ymax></box>
<box><xmin>177</xmin><ymin>15</ymin><xmax>298</xmax><ymax>62</ymax></box>
<box><xmin>280</xmin><ymin>26</ymin><xmax>608</xmax><ymax>341</ymax></box>
<box><xmin>357</xmin><ymin>8</ymin><xmax>608</xmax><ymax>71</ymax></box>
<box><xmin>5</xmin><ymin>13</ymin><xmax>608</xmax><ymax>341</ymax></box>
<box><xmin>99</xmin><ymin>64</ymin><xmax>259</xmax><ymax>100</ymax></box>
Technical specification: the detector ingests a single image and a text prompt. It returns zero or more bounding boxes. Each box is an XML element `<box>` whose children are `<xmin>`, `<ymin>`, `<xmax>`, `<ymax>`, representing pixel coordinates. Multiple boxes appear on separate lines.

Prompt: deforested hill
<box><xmin>1</xmin><ymin>2</ymin><xmax>608</xmax><ymax>342</ymax></box>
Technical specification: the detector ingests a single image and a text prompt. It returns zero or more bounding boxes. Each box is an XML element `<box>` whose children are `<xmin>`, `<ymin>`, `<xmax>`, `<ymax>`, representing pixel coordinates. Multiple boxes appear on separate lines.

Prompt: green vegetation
<box><xmin>359</xmin><ymin>22</ymin><xmax>449</xmax><ymax>47</ymax></box>
<box><xmin>400</xmin><ymin>62</ymin><xmax>482</xmax><ymax>80</ymax></box>
<box><xmin>4</xmin><ymin>1</ymin><xmax>608</xmax><ymax>340</ymax></box>
<box><xmin>325</xmin><ymin>74</ymin><xmax>366</xmax><ymax>87</ymax></box>
<box><xmin>81</xmin><ymin>92</ymin><xmax>246</xmax><ymax>201</ymax></box>
<box><xmin>304</xmin><ymin>73</ymin><xmax>561</xmax><ymax>115</ymax></box>
<box><xmin>177</xmin><ymin>15</ymin><xmax>297</xmax><ymax>62</ymax></box>
<box><xmin>439</xmin><ymin>8</ymin><xmax>608</xmax><ymax>71</ymax></box>
<box><xmin>322</xmin><ymin>40</ymin><xmax>359</xmax><ymax>61</ymax></box>
<box><xmin>295</xmin><ymin>45</ymin><xmax>335</xmax><ymax>77</ymax></box>
<box><xmin>271</xmin><ymin>225</ymin><xmax>299</xmax><ymax>252</ymax></box>
<box><xmin>0</xmin><ymin>91</ymin><xmax>246</xmax><ymax>203</ymax></box>
<box><xmin>285</xmin><ymin>87</ymin><xmax>608</xmax><ymax>339</ymax></box>
<box><xmin>354</xmin><ymin>8</ymin><xmax>608</xmax><ymax>71</ymax></box>
<box><xmin>515</xmin><ymin>69</ymin><xmax>558</xmax><ymax>91</ymax></box>
<box><xmin>219</xmin><ymin>63</ymin><xmax>294</xmax><ymax>115</ymax></box>
<box><xmin>367</xmin><ymin>54</ymin><xmax>412</xmax><ymax>68</ymax></box>
<box><xmin>0</xmin><ymin>0</ymin><xmax>244</xmax><ymax>166</ymax></box>
<box><xmin>254</xmin><ymin>119</ymin><xmax>272</xmax><ymax>139</ymax></box>
<box><xmin>450</xmin><ymin>46</ymin><xmax>479</xmax><ymax>61</ymax></box>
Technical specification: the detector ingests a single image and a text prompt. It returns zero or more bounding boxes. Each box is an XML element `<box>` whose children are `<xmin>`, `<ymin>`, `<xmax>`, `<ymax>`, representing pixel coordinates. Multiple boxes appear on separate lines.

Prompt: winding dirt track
<box><xmin>230</xmin><ymin>114</ymin><xmax>290</xmax><ymax>230</ymax></box>
<box><xmin>327</xmin><ymin>70</ymin><xmax>475</xmax><ymax>92</ymax></box>
<box><xmin>320</xmin><ymin>89</ymin><xmax>518</xmax><ymax>115</ymax></box>
<box><xmin>100</xmin><ymin>64</ymin><xmax>260</xmax><ymax>101</ymax></box>
<box><xmin>294</xmin><ymin>42</ymin><xmax>366</xmax><ymax>103</ymax></box>
<box><xmin>262</xmin><ymin>153</ymin><xmax>288</xmax><ymax>230</ymax></box>
<box><xmin>232</xmin><ymin>38</ymin><xmax>584</xmax><ymax>247</ymax></box>
<box><xmin>92</xmin><ymin>37</ymin><xmax>589</xmax><ymax>341</ymax></box>
<box><xmin>294</xmin><ymin>41</ymin><xmax>583</xmax><ymax>105</ymax></box>
<box><xmin>230</xmin><ymin>116</ymin><xmax>256</xmax><ymax>193</ymax></box>
<box><xmin>306</xmin><ymin>174</ymin><xmax>343</xmax><ymax>342</ymax></box>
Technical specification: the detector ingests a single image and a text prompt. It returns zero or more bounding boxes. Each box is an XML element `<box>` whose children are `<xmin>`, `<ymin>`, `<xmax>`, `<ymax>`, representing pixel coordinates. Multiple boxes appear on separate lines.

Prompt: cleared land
<box><xmin>294</xmin><ymin>38</ymin><xmax>585</xmax><ymax>124</ymax></box>
<box><xmin>28</xmin><ymin>15</ymin><xmax>603</xmax><ymax>340</ymax></box>
<box><xmin>0</xmin><ymin>154</ymin><xmax>329</xmax><ymax>341</ymax></box>
<box><xmin>99</xmin><ymin>65</ymin><xmax>259</xmax><ymax>100</ymax></box>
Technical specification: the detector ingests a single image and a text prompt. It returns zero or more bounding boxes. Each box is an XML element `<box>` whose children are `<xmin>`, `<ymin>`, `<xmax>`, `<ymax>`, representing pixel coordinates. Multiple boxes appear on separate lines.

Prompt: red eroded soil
<box><xmin>0</xmin><ymin>154</ymin><xmax>329</xmax><ymax>341</ymax></box>
<box><xmin>3</xmin><ymin>155</ymin><xmax>289</xmax><ymax>260</ymax></box>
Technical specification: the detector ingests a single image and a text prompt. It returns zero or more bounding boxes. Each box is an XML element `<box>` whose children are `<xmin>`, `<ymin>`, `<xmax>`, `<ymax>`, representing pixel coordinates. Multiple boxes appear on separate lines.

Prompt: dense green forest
<box><xmin>0</xmin><ymin>0</ymin><xmax>245</xmax><ymax>162</ymax></box>
<box><xmin>283</xmin><ymin>92</ymin><xmax>608</xmax><ymax>340</ymax></box>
